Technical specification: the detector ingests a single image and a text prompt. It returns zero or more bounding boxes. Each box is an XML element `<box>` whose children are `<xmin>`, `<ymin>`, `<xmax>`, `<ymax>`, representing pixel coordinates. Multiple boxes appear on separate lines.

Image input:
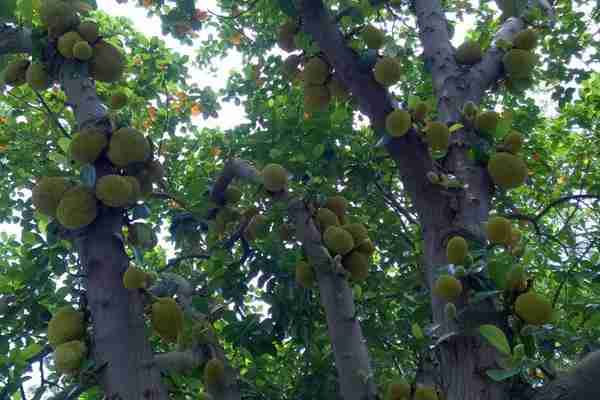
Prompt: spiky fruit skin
<box><xmin>41</xmin><ymin>0</ymin><xmax>80</xmax><ymax>38</ymax></box>
<box><xmin>123</xmin><ymin>176</ymin><xmax>141</xmax><ymax>204</ymax></box>
<box><xmin>32</xmin><ymin>177</ymin><xmax>72</xmax><ymax>217</ymax></box>
<box><xmin>486</xmin><ymin>216</ymin><xmax>512</xmax><ymax>245</ymax></box>
<box><xmin>487</xmin><ymin>152</ymin><xmax>528</xmax><ymax>190</ymax></box>
<box><xmin>434</xmin><ymin>275</ymin><xmax>463</xmax><ymax>301</ymax></box>
<box><xmin>426</xmin><ymin>122</ymin><xmax>450</xmax><ymax>152</ymax></box>
<box><xmin>515</xmin><ymin>292</ymin><xmax>553</xmax><ymax>325</ymax></box>
<box><xmin>503</xmin><ymin>49</ymin><xmax>537</xmax><ymax>79</ymax></box>
<box><xmin>386</xmin><ymin>109</ymin><xmax>412</xmax><ymax>137</ymax></box>
<box><xmin>455</xmin><ymin>40</ymin><xmax>483</xmax><ymax>65</ymax></box>
<box><xmin>58</xmin><ymin>31</ymin><xmax>83</xmax><ymax>58</ymax></box>
<box><xmin>69</xmin><ymin>129</ymin><xmax>108</xmax><ymax>164</ymax></box>
<box><xmin>48</xmin><ymin>306</ymin><xmax>85</xmax><ymax>347</ymax></box>
<box><xmin>513</xmin><ymin>28</ymin><xmax>538</xmax><ymax>50</ymax></box>
<box><xmin>54</xmin><ymin>340</ymin><xmax>87</xmax><ymax>374</ymax></box>
<box><xmin>304</xmin><ymin>85</ymin><xmax>331</xmax><ymax>112</ymax></box>
<box><xmin>107</xmin><ymin>127</ymin><xmax>150</xmax><ymax>167</ymax></box>
<box><xmin>151</xmin><ymin>297</ymin><xmax>184</xmax><ymax>343</ymax></box>
<box><xmin>324</xmin><ymin>195</ymin><xmax>348</xmax><ymax>219</ymax></box>
<box><xmin>90</xmin><ymin>40</ymin><xmax>126</xmax><ymax>82</ymax></box>
<box><xmin>128</xmin><ymin>222</ymin><xmax>158</xmax><ymax>249</ymax></box>
<box><xmin>204</xmin><ymin>358</ymin><xmax>225</xmax><ymax>386</ymax></box>
<box><xmin>304</xmin><ymin>58</ymin><xmax>329</xmax><ymax>85</ymax></box>
<box><xmin>78</xmin><ymin>21</ymin><xmax>99</xmax><ymax>43</ymax></box>
<box><xmin>342</xmin><ymin>223</ymin><xmax>369</xmax><ymax>244</ymax></box>
<box><xmin>446</xmin><ymin>236</ymin><xmax>468</xmax><ymax>265</ymax></box>
<box><xmin>96</xmin><ymin>174</ymin><xmax>133</xmax><ymax>207</ymax></box>
<box><xmin>505</xmin><ymin>76</ymin><xmax>534</xmax><ymax>94</ymax></box>
<box><xmin>3</xmin><ymin>59</ymin><xmax>30</xmax><ymax>86</ymax></box>
<box><xmin>342</xmin><ymin>251</ymin><xmax>369</xmax><ymax>281</ymax></box>
<box><xmin>56</xmin><ymin>186</ymin><xmax>98</xmax><ymax>229</ymax></box>
<box><xmin>385</xmin><ymin>379</ymin><xmax>410</xmax><ymax>400</ymax></box>
<box><xmin>295</xmin><ymin>261</ymin><xmax>314</xmax><ymax>289</ymax></box>
<box><xmin>122</xmin><ymin>265</ymin><xmax>150</xmax><ymax>289</ymax></box>
<box><xmin>475</xmin><ymin>111</ymin><xmax>499</xmax><ymax>134</ymax></box>
<box><xmin>506</xmin><ymin>265</ymin><xmax>527</xmax><ymax>291</ymax></box>
<box><xmin>328</xmin><ymin>77</ymin><xmax>349</xmax><ymax>101</ymax></box>
<box><xmin>224</xmin><ymin>186</ymin><xmax>242</xmax><ymax>204</ymax></box>
<box><xmin>109</xmin><ymin>91</ymin><xmax>127</xmax><ymax>109</ymax></box>
<box><xmin>373</xmin><ymin>57</ymin><xmax>401</xmax><ymax>86</ymax></box>
<box><xmin>362</xmin><ymin>25</ymin><xmax>385</xmax><ymax>49</ymax></box>
<box><xmin>503</xmin><ymin>131</ymin><xmax>523</xmax><ymax>154</ymax></box>
<box><xmin>243</xmin><ymin>214</ymin><xmax>269</xmax><ymax>241</ymax></box>
<box><xmin>277</xmin><ymin>20</ymin><xmax>298</xmax><ymax>52</ymax></box>
<box><xmin>323</xmin><ymin>226</ymin><xmax>355</xmax><ymax>256</ymax></box>
<box><xmin>26</xmin><ymin>63</ymin><xmax>51</xmax><ymax>91</ymax></box>
<box><xmin>356</xmin><ymin>239</ymin><xmax>375</xmax><ymax>255</ymax></box>
<box><xmin>413</xmin><ymin>101</ymin><xmax>429</xmax><ymax>122</ymax></box>
<box><xmin>414</xmin><ymin>385</ymin><xmax>438</xmax><ymax>400</ymax></box>
<box><xmin>73</xmin><ymin>41</ymin><xmax>93</xmax><ymax>60</ymax></box>
<box><xmin>261</xmin><ymin>163</ymin><xmax>288</xmax><ymax>192</ymax></box>
<box><xmin>316</xmin><ymin>208</ymin><xmax>340</xmax><ymax>232</ymax></box>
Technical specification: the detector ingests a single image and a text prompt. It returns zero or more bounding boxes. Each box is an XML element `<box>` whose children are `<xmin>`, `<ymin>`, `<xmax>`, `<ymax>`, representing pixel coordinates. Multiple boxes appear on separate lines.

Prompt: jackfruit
<box><xmin>77</xmin><ymin>21</ymin><xmax>99</xmax><ymax>43</ymax></box>
<box><xmin>323</xmin><ymin>226</ymin><xmax>355</xmax><ymax>256</ymax></box>
<box><xmin>505</xmin><ymin>76</ymin><xmax>534</xmax><ymax>95</ymax></box>
<box><xmin>107</xmin><ymin>127</ymin><xmax>150</xmax><ymax>167</ymax></box>
<box><xmin>95</xmin><ymin>174</ymin><xmax>133</xmax><ymax>207</ymax></box>
<box><xmin>426</xmin><ymin>121</ymin><xmax>450</xmax><ymax>152</ymax></box>
<box><xmin>304</xmin><ymin>85</ymin><xmax>331</xmax><ymax>112</ymax></box>
<box><xmin>151</xmin><ymin>297</ymin><xmax>184</xmax><ymax>343</ymax></box>
<box><xmin>328</xmin><ymin>77</ymin><xmax>349</xmax><ymax>101</ymax></box>
<box><xmin>122</xmin><ymin>265</ymin><xmax>151</xmax><ymax>289</ymax></box>
<box><xmin>56</xmin><ymin>186</ymin><xmax>98</xmax><ymax>229</ymax></box>
<box><xmin>304</xmin><ymin>58</ymin><xmax>329</xmax><ymax>85</ymax></box>
<box><xmin>224</xmin><ymin>185</ymin><xmax>242</xmax><ymax>204</ymax></box>
<box><xmin>414</xmin><ymin>385</ymin><xmax>438</xmax><ymax>400</ymax></box>
<box><xmin>342</xmin><ymin>251</ymin><xmax>369</xmax><ymax>281</ymax></box>
<box><xmin>413</xmin><ymin>101</ymin><xmax>429</xmax><ymax>122</ymax></box>
<box><xmin>3</xmin><ymin>59</ymin><xmax>30</xmax><ymax>86</ymax></box>
<box><xmin>123</xmin><ymin>176</ymin><xmax>141</xmax><ymax>204</ymax></box>
<box><xmin>40</xmin><ymin>0</ymin><xmax>80</xmax><ymax>38</ymax></box>
<box><xmin>506</xmin><ymin>265</ymin><xmax>527</xmax><ymax>291</ymax></box>
<box><xmin>316</xmin><ymin>208</ymin><xmax>340</xmax><ymax>232</ymax></box>
<box><xmin>446</xmin><ymin>236</ymin><xmax>468</xmax><ymax>265</ymax></box>
<box><xmin>243</xmin><ymin>214</ymin><xmax>269</xmax><ymax>241</ymax></box>
<box><xmin>54</xmin><ymin>340</ymin><xmax>87</xmax><ymax>374</ymax></box>
<box><xmin>445</xmin><ymin>302</ymin><xmax>457</xmax><ymax>319</ymax></box>
<box><xmin>385</xmin><ymin>379</ymin><xmax>410</xmax><ymax>400</ymax></box>
<box><xmin>362</xmin><ymin>25</ymin><xmax>385</xmax><ymax>49</ymax></box>
<box><xmin>509</xmin><ymin>228</ymin><xmax>521</xmax><ymax>247</ymax></box>
<box><xmin>69</xmin><ymin>129</ymin><xmax>107</xmax><ymax>164</ymax></box>
<box><xmin>324</xmin><ymin>195</ymin><xmax>348</xmax><ymax>219</ymax></box>
<box><xmin>455</xmin><ymin>40</ymin><xmax>482</xmax><ymax>65</ymax></box>
<box><xmin>32</xmin><ymin>177</ymin><xmax>73</xmax><ymax>217</ymax></box>
<box><xmin>503</xmin><ymin>131</ymin><xmax>523</xmax><ymax>154</ymax></box>
<box><xmin>48</xmin><ymin>306</ymin><xmax>85</xmax><ymax>347</ymax></box>
<box><xmin>386</xmin><ymin>109</ymin><xmax>412</xmax><ymax>137</ymax></box>
<box><xmin>486</xmin><ymin>216</ymin><xmax>512</xmax><ymax>245</ymax></box>
<box><xmin>128</xmin><ymin>222</ymin><xmax>157</xmax><ymax>249</ymax></box>
<box><xmin>26</xmin><ymin>63</ymin><xmax>51</xmax><ymax>91</ymax></box>
<box><xmin>487</xmin><ymin>152</ymin><xmax>527</xmax><ymax>190</ymax></box>
<box><xmin>261</xmin><ymin>163</ymin><xmax>288</xmax><ymax>192</ymax></box>
<box><xmin>373</xmin><ymin>57</ymin><xmax>401</xmax><ymax>86</ymax></box>
<box><xmin>109</xmin><ymin>91</ymin><xmax>127</xmax><ymax>109</ymax></box>
<box><xmin>513</xmin><ymin>28</ymin><xmax>538</xmax><ymax>51</ymax></box>
<box><xmin>204</xmin><ymin>358</ymin><xmax>225</xmax><ymax>386</ymax></box>
<box><xmin>433</xmin><ymin>275</ymin><xmax>463</xmax><ymax>301</ymax></box>
<box><xmin>282</xmin><ymin>54</ymin><xmax>301</xmax><ymax>78</ymax></box>
<box><xmin>356</xmin><ymin>239</ymin><xmax>375</xmax><ymax>255</ymax></box>
<box><xmin>342</xmin><ymin>223</ymin><xmax>369</xmax><ymax>244</ymax></box>
<box><xmin>277</xmin><ymin>20</ymin><xmax>298</xmax><ymax>52</ymax></box>
<box><xmin>295</xmin><ymin>261</ymin><xmax>314</xmax><ymax>289</ymax></box>
<box><xmin>474</xmin><ymin>111</ymin><xmax>499</xmax><ymax>135</ymax></box>
<box><xmin>503</xmin><ymin>49</ymin><xmax>537</xmax><ymax>79</ymax></box>
<box><xmin>89</xmin><ymin>40</ymin><xmax>126</xmax><ymax>82</ymax></box>
<box><xmin>515</xmin><ymin>292</ymin><xmax>553</xmax><ymax>325</ymax></box>
<box><xmin>73</xmin><ymin>41</ymin><xmax>93</xmax><ymax>60</ymax></box>
<box><xmin>58</xmin><ymin>31</ymin><xmax>83</xmax><ymax>58</ymax></box>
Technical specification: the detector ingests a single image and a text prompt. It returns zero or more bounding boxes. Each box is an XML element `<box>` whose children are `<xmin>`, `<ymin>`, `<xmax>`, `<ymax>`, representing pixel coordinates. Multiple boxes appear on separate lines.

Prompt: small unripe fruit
<box><xmin>73</xmin><ymin>41</ymin><xmax>93</xmax><ymax>60</ymax></box>
<box><xmin>515</xmin><ymin>292</ymin><xmax>553</xmax><ymax>325</ymax></box>
<box><xmin>433</xmin><ymin>275</ymin><xmax>463</xmax><ymax>301</ymax></box>
<box><xmin>486</xmin><ymin>216</ymin><xmax>512</xmax><ymax>245</ymax></box>
<box><xmin>261</xmin><ymin>163</ymin><xmax>288</xmax><ymax>192</ymax></box>
<box><xmin>204</xmin><ymin>358</ymin><xmax>225</xmax><ymax>386</ymax></box>
<box><xmin>446</xmin><ymin>236</ymin><xmax>468</xmax><ymax>265</ymax></box>
<box><xmin>373</xmin><ymin>57</ymin><xmax>401</xmax><ymax>86</ymax></box>
<box><xmin>295</xmin><ymin>261</ymin><xmax>314</xmax><ymax>289</ymax></box>
<box><xmin>386</xmin><ymin>109</ymin><xmax>412</xmax><ymax>137</ymax></box>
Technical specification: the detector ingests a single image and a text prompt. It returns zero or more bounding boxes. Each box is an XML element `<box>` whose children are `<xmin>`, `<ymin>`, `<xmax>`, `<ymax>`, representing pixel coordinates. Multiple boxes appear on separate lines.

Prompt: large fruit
<box><xmin>323</xmin><ymin>226</ymin><xmax>355</xmax><ymax>256</ymax></box>
<box><xmin>342</xmin><ymin>223</ymin><xmax>369</xmax><ymax>244</ymax></box>
<box><xmin>54</xmin><ymin>340</ymin><xmax>87</xmax><ymax>374</ymax></box>
<box><xmin>48</xmin><ymin>306</ymin><xmax>85</xmax><ymax>347</ymax></box>
<box><xmin>78</xmin><ymin>21</ymin><xmax>99</xmax><ymax>43</ymax></box>
<box><xmin>204</xmin><ymin>358</ymin><xmax>225</xmax><ymax>386</ymax></box>
<box><xmin>324</xmin><ymin>195</ymin><xmax>348</xmax><ymax>219</ymax></box>
<box><xmin>151</xmin><ymin>297</ymin><xmax>184</xmax><ymax>343</ymax></box>
<box><xmin>342</xmin><ymin>251</ymin><xmax>369</xmax><ymax>281</ymax></box>
<box><xmin>261</xmin><ymin>163</ymin><xmax>288</xmax><ymax>192</ymax></box>
<box><xmin>56</xmin><ymin>186</ymin><xmax>98</xmax><ymax>229</ymax></box>
<box><xmin>295</xmin><ymin>261</ymin><xmax>314</xmax><ymax>289</ymax></box>
<box><xmin>474</xmin><ymin>111</ymin><xmax>499</xmax><ymax>135</ymax></box>
<box><xmin>446</xmin><ymin>236</ymin><xmax>468</xmax><ymax>265</ymax></box>
<box><xmin>107</xmin><ymin>127</ymin><xmax>150</xmax><ymax>167</ymax></box>
<box><xmin>95</xmin><ymin>174</ymin><xmax>133</xmax><ymax>207</ymax></box>
<box><xmin>58</xmin><ymin>31</ymin><xmax>84</xmax><ymax>59</ymax></box>
<box><xmin>89</xmin><ymin>40</ymin><xmax>126</xmax><ymax>82</ymax></box>
<box><xmin>362</xmin><ymin>25</ymin><xmax>385</xmax><ymax>49</ymax></box>
<box><xmin>304</xmin><ymin>85</ymin><xmax>331</xmax><ymax>112</ymax></box>
<box><xmin>515</xmin><ymin>292</ymin><xmax>553</xmax><ymax>325</ymax></box>
<box><xmin>128</xmin><ymin>222</ymin><xmax>158</xmax><ymax>249</ymax></box>
<box><xmin>26</xmin><ymin>63</ymin><xmax>51</xmax><ymax>91</ymax></box>
<box><xmin>122</xmin><ymin>265</ymin><xmax>152</xmax><ymax>289</ymax></box>
<box><xmin>513</xmin><ymin>28</ymin><xmax>538</xmax><ymax>50</ymax></box>
<box><xmin>316</xmin><ymin>208</ymin><xmax>340</xmax><ymax>232</ymax></box>
<box><xmin>69</xmin><ymin>129</ymin><xmax>108</xmax><ymax>164</ymax></box>
<box><xmin>373</xmin><ymin>57</ymin><xmax>401</xmax><ymax>86</ymax></box>
<box><xmin>224</xmin><ymin>185</ymin><xmax>242</xmax><ymax>204</ymax></box>
<box><xmin>3</xmin><ymin>59</ymin><xmax>30</xmax><ymax>86</ymax></box>
<box><xmin>40</xmin><ymin>0</ymin><xmax>80</xmax><ymax>37</ymax></box>
<box><xmin>503</xmin><ymin>49</ymin><xmax>537</xmax><ymax>79</ymax></box>
<box><xmin>385</xmin><ymin>379</ymin><xmax>410</xmax><ymax>400</ymax></box>
<box><xmin>425</xmin><ymin>121</ymin><xmax>450</xmax><ymax>152</ymax></box>
<box><xmin>386</xmin><ymin>109</ymin><xmax>411</xmax><ymax>137</ymax></box>
<box><xmin>73</xmin><ymin>41</ymin><xmax>93</xmax><ymax>61</ymax></box>
<box><xmin>32</xmin><ymin>177</ymin><xmax>73</xmax><ymax>217</ymax></box>
<box><xmin>433</xmin><ymin>275</ymin><xmax>463</xmax><ymax>301</ymax></box>
<box><xmin>486</xmin><ymin>216</ymin><xmax>512</xmax><ymax>245</ymax></box>
<box><xmin>303</xmin><ymin>58</ymin><xmax>329</xmax><ymax>85</ymax></box>
<box><xmin>455</xmin><ymin>40</ymin><xmax>482</xmax><ymax>65</ymax></box>
<box><xmin>503</xmin><ymin>131</ymin><xmax>523</xmax><ymax>154</ymax></box>
<box><xmin>487</xmin><ymin>152</ymin><xmax>527</xmax><ymax>190</ymax></box>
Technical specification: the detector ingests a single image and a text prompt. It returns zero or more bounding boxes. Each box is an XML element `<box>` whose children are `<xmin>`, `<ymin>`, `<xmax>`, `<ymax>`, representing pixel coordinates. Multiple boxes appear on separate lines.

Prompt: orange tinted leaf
<box><xmin>191</xmin><ymin>103</ymin><xmax>203</xmax><ymax>117</ymax></box>
<box><xmin>229</xmin><ymin>33</ymin><xmax>242</xmax><ymax>46</ymax></box>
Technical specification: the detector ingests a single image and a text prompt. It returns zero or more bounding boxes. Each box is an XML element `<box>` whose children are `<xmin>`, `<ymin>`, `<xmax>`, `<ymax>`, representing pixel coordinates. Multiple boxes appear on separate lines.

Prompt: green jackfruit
<box><xmin>303</xmin><ymin>57</ymin><xmax>329</xmax><ymax>85</ymax></box>
<box><xmin>26</xmin><ymin>63</ymin><xmax>51</xmax><ymax>91</ymax></box>
<box><xmin>316</xmin><ymin>208</ymin><xmax>340</xmax><ymax>232</ymax></box>
<box><xmin>32</xmin><ymin>177</ymin><xmax>73</xmax><ymax>217</ymax></box>
<box><xmin>414</xmin><ymin>385</ymin><xmax>438</xmax><ymax>400</ymax></box>
<box><xmin>342</xmin><ymin>223</ymin><xmax>369</xmax><ymax>244</ymax></box>
<box><xmin>506</xmin><ymin>265</ymin><xmax>527</xmax><ymax>291</ymax></box>
<box><xmin>304</xmin><ymin>85</ymin><xmax>331</xmax><ymax>112</ymax></box>
<box><xmin>95</xmin><ymin>174</ymin><xmax>133</xmax><ymax>207</ymax></box>
<box><xmin>69</xmin><ymin>129</ymin><xmax>107</xmax><ymax>164</ymax></box>
<box><xmin>487</xmin><ymin>152</ymin><xmax>527</xmax><ymax>190</ymax></box>
<box><xmin>89</xmin><ymin>40</ymin><xmax>125</xmax><ymax>82</ymax></box>
<box><xmin>362</xmin><ymin>25</ymin><xmax>385</xmax><ymax>49</ymax></box>
<box><xmin>513</xmin><ymin>28</ymin><xmax>538</xmax><ymax>50</ymax></box>
<box><xmin>373</xmin><ymin>57</ymin><xmax>401</xmax><ymax>86</ymax></box>
<box><xmin>204</xmin><ymin>358</ymin><xmax>225</xmax><ymax>386</ymax></box>
<box><xmin>446</xmin><ymin>236</ymin><xmax>468</xmax><ymax>265</ymax></box>
<box><xmin>475</xmin><ymin>111</ymin><xmax>499</xmax><ymax>134</ymax></box>
<box><xmin>54</xmin><ymin>340</ymin><xmax>87</xmax><ymax>374</ymax></box>
<box><xmin>324</xmin><ymin>195</ymin><xmax>348</xmax><ymax>219</ymax></box>
<box><xmin>151</xmin><ymin>297</ymin><xmax>184</xmax><ymax>343</ymax></box>
<box><xmin>56</xmin><ymin>186</ymin><xmax>98</xmax><ymax>229</ymax></box>
<box><xmin>261</xmin><ymin>163</ymin><xmax>288</xmax><ymax>192</ymax></box>
<box><xmin>503</xmin><ymin>49</ymin><xmax>537</xmax><ymax>79</ymax></box>
<box><xmin>295</xmin><ymin>261</ymin><xmax>314</xmax><ymax>289</ymax></box>
<box><xmin>73</xmin><ymin>41</ymin><xmax>93</xmax><ymax>60</ymax></box>
<box><xmin>356</xmin><ymin>239</ymin><xmax>375</xmax><ymax>255</ymax></box>
<box><xmin>426</xmin><ymin>121</ymin><xmax>450</xmax><ymax>152</ymax></box>
<box><xmin>455</xmin><ymin>40</ymin><xmax>482</xmax><ymax>65</ymax></box>
<box><xmin>58</xmin><ymin>31</ymin><xmax>83</xmax><ymax>58</ymax></box>
<box><xmin>433</xmin><ymin>275</ymin><xmax>463</xmax><ymax>301</ymax></box>
<box><xmin>515</xmin><ymin>292</ymin><xmax>553</xmax><ymax>325</ymax></box>
<box><xmin>107</xmin><ymin>127</ymin><xmax>150</xmax><ymax>167</ymax></box>
<box><xmin>342</xmin><ymin>251</ymin><xmax>369</xmax><ymax>281</ymax></box>
<box><xmin>323</xmin><ymin>226</ymin><xmax>355</xmax><ymax>256</ymax></box>
<box><xmin>3</xmin><ymin>59</ymin><xmax>30</xmax><ymax>86</ymax></box>
<box><xmin>123</xmin><ymin>176</ymin><xmax>141</xmax><ymax>204</ymax></box>
<box><xmin>122</xmin><ymin>265</ymin><xmax>151</xmax><ymax>289</ymax></box>
<box><xmin>128</xmin><ymin>222</ymin><xmax>157</xmax><ymax>249</ymax></box>
<box><xmin>224</xmin><ymin>185</ymin><xmax>242</xmax><ymax>204</ymax></box>
<box><xmin>40</xmin><ymin>0</ymin><xmax>80</xmax><ymax>38</ymax></box>
<box><xmin>386</xmin><ymin>109</ymin><xmax>411</xmax><ymax>137</ymax></box>
<box><xmin>48</xmin><ymin>306</ymin><xmax>85</xmax><ymax>347</ymax></box>
<box><xmin>77</xmin><ymin>21</ymin><xmax>99</xmax><ymax>43</ymax></box>
<box><xmin>486</xmin><ymin>216</ymin><xmax>512</xmax><ymax>245</ymax></box>
<box><xmin>385</xmin><ymin>378</ymin><xmax>410</xmax><ymax>400</ymax></box>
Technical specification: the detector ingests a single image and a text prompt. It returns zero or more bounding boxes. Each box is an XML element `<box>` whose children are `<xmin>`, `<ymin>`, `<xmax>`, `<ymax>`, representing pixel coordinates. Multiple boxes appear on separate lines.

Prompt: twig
<box><xmin>163</xmin><ymin>252</ymin><xmax>210</xmax><ymax>271</ymax></box>
<box><xmin>34</xmin><ymin>91</ymin><xmax>71</xmax><ymax>138</ymax></box>
<box><xmin>374</xmin><ymin>179</ymin><xmax>418</xmax><ymax>225</ymax></box>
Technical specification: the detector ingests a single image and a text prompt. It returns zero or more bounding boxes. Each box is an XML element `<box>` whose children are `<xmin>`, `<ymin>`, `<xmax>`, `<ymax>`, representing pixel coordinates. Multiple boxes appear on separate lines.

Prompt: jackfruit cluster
<box><xmin>151</xmin><ymin>297</ymin><xmax>184</xmax><ymax>343</ymax></box>
<box><xmin>362</xmin><ymin>25</ymin><xmax>385</xmax><ymax>49</ymax></box>
<box><xmin>385</xmin><ymin>378</ymin><xmax>410</xmax><ymax>400</ymax></box>
<box><xmin>487</xmin><ymin>152</ymin><xmax>527</xmax><ymax>190</ymax></box>
<box><xmin>324</xmin><ymin>195</ymin><xmax>348</xmax><ymax>220</ymax></box>
<box><xmin>204</xmin><ymin>358</ymin><xmax>225</xmax><ymax>386</ymax></box>
<box><xmin>54</xmin><ymin>340</ymin><xmax>87</xmax><ymax>375</ymax></box>
<box><xmin>373</xmin><ymin>57</ymin><xmax>401</xmax><ymax>87</ymax></box>
<box><xmin>278</xmin><ymin>20</ymin><xmax>298</xmax><ymax>52</ymax></box>
<box><xmin>40</xmin><ymin>0</ymin><xmax>80</xmax><ymax>38</ymax></box>
<box><xmin>342</xmin><ymin>250</ymin><xmax>369</xmax><ymax>281</ymax></box>
<box><xmin>474</xmin><ymin>111</ymin><xmax>499</xmax><ymax>135</ymax></box>
<box><xmin>304</xmin><ymin>57</ymin><xmax>329</xmax><ymax>85</ymax></box>
<box><xmin>69</xmin><ymin>129</ymin><xmax>108</xmax><ymax>164</ymax></box>
<box><xmin>514</xmin><ymin>292</ymin><xmax>553</xmax><ymax>325</ymax></box>
<box><xmin>107</xmin><ymin>127</ymin><xmax>151</xmax><ymax>167</ymax></box>
<box><xmin>122</xmin><ymin>265</ymin><xmax>152</xmax><ymax>289</ymax></box>
<box><xmin>446</xmin><ymin>236</ymin><xmax>468</xmax><ymax>265</ymax></box>
<box><xmin>425</xmin><ymin>121</ymin><xmax>450</xmax><ymax>152</ymax></box>
<box><xmin>455</xmin><ymin>40</ymin><xmax>482</xmax><ymax>65</ymax></box>
<box><xmin>323</xmin><ymin>226</ymin><xmax>355</xmax><ymax>256</ymax></box>
<box><xmin>47</xmin><ymin>306</ymin><xmax>85</xmax><ymax>347</ymax></box>
<box><xmin>95</xmin><ymin>174</ymin><xmax>134</xmax><ymax>207</ymax></box>
<box><xmin>503</xmin><ymin>49</ymin><xmax>537</xmax><ymax>79</ymax></box>
<box><xmin>295</xmin><ymin>261</ymin><xmax>314</xmax><ymax>289</ymax></box>
<box><xmin>32</xmin><ymin>177</ymin><xmax>73</xmax><ymax>217</ymax></box>
<box><xmin>56</xmin><ymin>186</ymin><xmax>98</xmax><ymax>229</ymax></box>
<box><xmin>386</xmin><ymin>109</ymin><xmax>412</xmax><ymax>137</ymax></box>
<box><xmin>261</xmin><ymin>163</ymin><xmax>288</xmax><ymax>192</ymax></box>
<box><xmin>433</xmin><ymin>274</ymin><xmax>463</xmax><ymax>301</ymax></box>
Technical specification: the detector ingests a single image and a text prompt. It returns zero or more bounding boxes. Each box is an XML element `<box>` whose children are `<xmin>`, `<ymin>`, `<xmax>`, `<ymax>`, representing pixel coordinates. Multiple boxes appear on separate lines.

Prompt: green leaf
<box><xmin>58</xmin><ymin>137</ymin><xmax>71</xmax><ymax>154</ymax></box>
<box><xmin>449</xmin><ymin>123</ymin><xmax>464</xmax><ymax>133</ymax></box>
<box><xmin>411</xmin><ymin>323</ymin><xmax>424</xmax><ymax>340</ymax></box>
<box><xmin>487</xmin><ymin>260</ymin><xmax>509</xmax><ymax>290</ymax></box>
<box><xmin>0</xmin><ymin>0</ymin><xmax>17</xmax><ymax>21</ymax></box>
<box><xmin>278</xmin><ymin>0</ymin><xmax>297</xmax><ymax>17</ymax></box>
<box><xmin>485</xmin><ymin>367</ymin><xmax>520</xmax><ymax>381</ymax></box>
<box><xmin>479</xmin><ymin>324</ymin><xmax>511</xmax><ymax>356</ymax></box>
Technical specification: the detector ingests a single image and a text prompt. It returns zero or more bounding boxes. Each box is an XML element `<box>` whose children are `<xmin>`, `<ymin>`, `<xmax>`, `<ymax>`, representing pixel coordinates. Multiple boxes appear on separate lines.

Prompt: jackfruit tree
<box><xmin>0</xmin><ymin>1</ymin><xmax>599</xmax><ymax>400</ymax></box>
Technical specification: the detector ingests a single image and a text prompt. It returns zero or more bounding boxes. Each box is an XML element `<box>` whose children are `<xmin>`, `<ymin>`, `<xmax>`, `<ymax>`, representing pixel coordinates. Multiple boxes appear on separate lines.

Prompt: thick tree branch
<box><xmin>0</xmin><ymin>24</ymin><xmax>32</xmax><ymax>55</ymax></box>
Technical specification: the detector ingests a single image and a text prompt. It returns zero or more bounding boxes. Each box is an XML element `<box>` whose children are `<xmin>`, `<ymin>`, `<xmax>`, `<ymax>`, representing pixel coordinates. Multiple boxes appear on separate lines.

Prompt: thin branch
<box><xmin>374</xmin><ymin>179</ymin><xmax>418</xmax><ymax>225</ymax></box>
<box><xmin>163</xmin><ymin>252</ymin><xmax>210</xmax><ymax>271</ymax></box>
<box><xmin>536</xmin><ymin>195</ymin><xmax>600</xmax><ymax>222</ymax></box>
<box><xmin>35</xmin><ymin>91</ymin><xmax>71</xmax><ymax>138</ymax></box>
